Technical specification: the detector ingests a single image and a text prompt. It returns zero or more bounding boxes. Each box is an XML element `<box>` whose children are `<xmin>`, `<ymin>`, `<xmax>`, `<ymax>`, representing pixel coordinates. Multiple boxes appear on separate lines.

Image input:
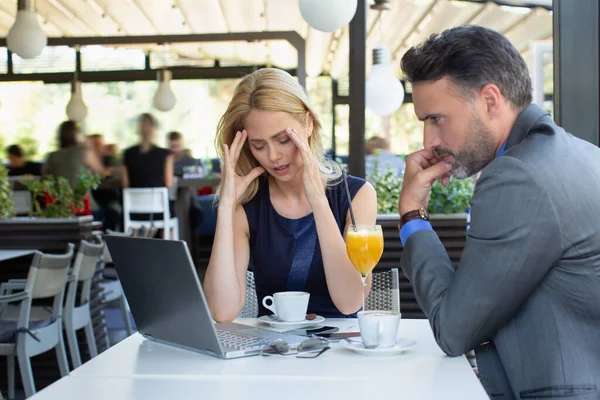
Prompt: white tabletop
<box><xmin>46</xmin><ymin>318</ymin><xmax>488</xmax><ymax>399</ymax></box>
<box><xmin>0</xmin><ymin>249</ymin><xmax>35</xmax><ymax>262</ymax></box>
<box><xmin>32</xmin><ymin>374</ymin><xmax>478</xmax><ymax>400</ymax></box>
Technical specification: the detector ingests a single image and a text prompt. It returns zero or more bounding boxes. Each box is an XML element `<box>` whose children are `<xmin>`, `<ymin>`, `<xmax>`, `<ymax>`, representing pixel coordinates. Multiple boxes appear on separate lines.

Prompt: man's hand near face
<box><xmin>398</xmin><ymin>148</ymin><xmax>452</xmax><ymax>216</ymax></box>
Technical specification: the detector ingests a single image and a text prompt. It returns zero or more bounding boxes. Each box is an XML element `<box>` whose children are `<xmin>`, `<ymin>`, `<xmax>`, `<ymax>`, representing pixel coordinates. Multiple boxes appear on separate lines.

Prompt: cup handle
<box><xmin>262</xmin><ymin>296</ymin><xmax>276</xmax><ymax>315</ymax></box>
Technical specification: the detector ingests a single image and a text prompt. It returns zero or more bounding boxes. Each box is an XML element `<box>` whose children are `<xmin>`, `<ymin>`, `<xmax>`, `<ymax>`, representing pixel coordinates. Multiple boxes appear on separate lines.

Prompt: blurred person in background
<box><xmin>87</xmin><ymin>133</ymin><xmax>121</xmax><ymax>231</ymax></box>
<box><xmin>88</xmin><ymin>134</ymin><xmax>117</xmax><ymax>168</ymax></box>
<box><xmin>122</xmin><ymin>113</ymin><xmax>175</xmax><ymax>235</ymax></box>
<box><xmin>365</xmin><ymin>136</ymin><xmax>405</xmax><ymax>177</ymax></box>
<box><xmin>44</xmin><ymin>121</ymin><xmax>109</xmax><ymax>187</ymax></box>
<box><xmin>44</xmin><ymin>120</ymin><xmax>109</xmax><ymax>216</ymax></box>
<box><xmin>104</xmin><ymin>143</ymin><xmax>119</xmax><ymax>165</ymax></box>
<box><xmin>122</xmin><ymin>113</ymin><xmax>173</xmax><ymax>190</ymax></box>
<box><xmin>5</xmin><ymin>144</ymin><xmax>42</xmax><ymax>176</ymax></box>
<box><xmin>167</xmin><ymin>131</ymin><xmax>199</xmax><ymax>177</ymax></box>
<box><xmin>166</xmin><ymin>131</ymin><xmax>205</xmax><ymax>236</ymax></box>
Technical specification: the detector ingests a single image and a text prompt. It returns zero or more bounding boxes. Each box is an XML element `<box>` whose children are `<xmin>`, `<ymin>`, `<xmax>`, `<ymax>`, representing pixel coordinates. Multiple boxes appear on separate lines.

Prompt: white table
<box><xmin>32</xmin><ymin>319</ymin><xmax>488</xmax><ymax>399</ymax></box>
<box><xmin>0</xmin><ymin>249</ymin><xmax>35</xmax><ymax>262</ymax></box>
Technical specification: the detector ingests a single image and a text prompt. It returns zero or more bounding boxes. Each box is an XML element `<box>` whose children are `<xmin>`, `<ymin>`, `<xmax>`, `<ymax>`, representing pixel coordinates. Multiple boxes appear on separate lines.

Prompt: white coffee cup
<box><xmin>357</xmin><ymin>310</ymin><xmax>401</xmax><ymax>348</ymax></box>
<box><xmin>262</xmin><ymin>292</ymin><xmax>310</xmax><ymax>322</ymax></box>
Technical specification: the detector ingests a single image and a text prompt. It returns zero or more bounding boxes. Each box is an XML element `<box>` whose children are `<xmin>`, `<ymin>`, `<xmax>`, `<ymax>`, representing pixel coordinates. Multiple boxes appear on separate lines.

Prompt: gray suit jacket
<box><xmin>401</xmin><ymin>104</ymin><xmax>600</xmax><ymax>399</ymax></box>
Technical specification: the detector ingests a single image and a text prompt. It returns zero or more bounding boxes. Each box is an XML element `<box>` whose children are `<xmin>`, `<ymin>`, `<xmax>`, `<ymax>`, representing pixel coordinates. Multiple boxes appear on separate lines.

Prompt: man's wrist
<box><xmin>399</xmin><ymin>202</ymin><xmax>424</xmax><ymax>217</ymax></box>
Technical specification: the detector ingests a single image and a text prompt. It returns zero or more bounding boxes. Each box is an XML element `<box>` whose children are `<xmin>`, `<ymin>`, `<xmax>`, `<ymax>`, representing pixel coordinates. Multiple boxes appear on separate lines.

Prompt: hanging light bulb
<box><xmin>298</xmin><ymin>0</ymin><xmax>358</xmax><ymax>33</ymax></box>
<box><xmin>7</xmin><ymin>0</ymin><xmax>47</xmax><ymax>59</ymax></box>
<box><xmin>153</xmin><ymin>70</ymin><xmax>176</xmax><ymax>112</ymax></box>
<box><xmin>66</xmin><ymin>80</ymin><xmax>88</xmax><ymax>122</ymax></box>
<box><xmin>366</xmin><ymin>46</ymin><xmax>404</xmax><ymax>116</ymax></box>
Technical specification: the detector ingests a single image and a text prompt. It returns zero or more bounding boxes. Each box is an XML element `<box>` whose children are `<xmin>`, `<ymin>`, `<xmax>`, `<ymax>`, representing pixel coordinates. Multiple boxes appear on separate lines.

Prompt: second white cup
<box><xmin>358</xmin><ymin>310</ymin><xmax>401</xmax><ymax>348</ymax></box>
<box><xmin>262</xmin><ymin>291</ymin><xmax>310</xmax><ymax>322</ymax></box>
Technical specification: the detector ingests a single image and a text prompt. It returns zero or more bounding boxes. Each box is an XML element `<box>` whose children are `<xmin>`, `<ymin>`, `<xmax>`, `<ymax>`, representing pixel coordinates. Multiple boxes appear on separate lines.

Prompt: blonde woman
<box><xmin>204</xmin><ymin>68</ymin><xmax>377</xmax><ymax>322</ymax></box>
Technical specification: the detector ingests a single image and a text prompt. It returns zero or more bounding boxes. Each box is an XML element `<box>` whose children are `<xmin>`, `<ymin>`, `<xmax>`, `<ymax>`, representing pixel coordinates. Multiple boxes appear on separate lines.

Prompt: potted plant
<box><xmin>20</xmin><ymin>168</ymin><xmax>101</xmax><ymax>218</ymax></box>
<box><xmin>366</xmin><ymin>157</ymin><xmax>474</xmax><ymax>215</ymax></box>
<box><xmin>0</xmin><ymin>168</ymin><xmax>102</xmax><ymax>249</ymax></box>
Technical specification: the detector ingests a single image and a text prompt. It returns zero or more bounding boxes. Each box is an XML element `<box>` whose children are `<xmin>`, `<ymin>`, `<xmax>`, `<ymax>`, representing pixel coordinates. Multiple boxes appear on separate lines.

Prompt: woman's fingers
<box><xmin>243</xmin><ymin>166</ymin><xmax>265</xmax><ymax>186</ymax></box>
<box><xmin>232</xmin><ymin>130</ymin><xmax>247</xmax><ymax>164</ymax></box>
<box><xmin>229</xmin><ymin>131</ymin><xmax>242</xmax><ymax>161</ymax></box>
<box><xmin>286</xmin><ymin>128</ymin><xmax>311</xmax><ymax>164</ymax></box>
<box><xmin>222</xmin><ymin>143</ymin><xmax>230</xmax><ymax>166</ymax></box>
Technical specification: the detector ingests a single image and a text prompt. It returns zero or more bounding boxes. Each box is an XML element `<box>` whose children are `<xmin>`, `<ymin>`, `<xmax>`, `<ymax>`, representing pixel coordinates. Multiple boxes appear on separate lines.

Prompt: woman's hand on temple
<box><xmin>286</xmin><ymin>128</ymin><xmax>326</xmax><ymax>206</ymax></box>
<box><xmin>220</xmin><ymin>130</ymin><xmax>264</xmax><ymax>207</ymax></box>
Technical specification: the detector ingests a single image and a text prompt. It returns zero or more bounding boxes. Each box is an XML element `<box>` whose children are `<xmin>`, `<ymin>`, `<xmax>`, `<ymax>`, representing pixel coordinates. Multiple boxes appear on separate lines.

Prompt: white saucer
<box><xmin>257</xmin><ymin>315</ymin><xmax>325</xmax><ymax>329</ymax></box>
<box><xmin>341</xmin><ymin>337</ymin><xmax>418</xmax><ymax>356</ymax></box>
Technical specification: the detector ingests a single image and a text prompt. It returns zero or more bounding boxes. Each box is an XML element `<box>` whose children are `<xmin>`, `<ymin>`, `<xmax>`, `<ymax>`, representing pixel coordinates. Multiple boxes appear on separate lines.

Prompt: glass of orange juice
<box><xmin>346</xmin><ymin>225</ymin><xmax>384</xmax><ymax>311</ymax></box>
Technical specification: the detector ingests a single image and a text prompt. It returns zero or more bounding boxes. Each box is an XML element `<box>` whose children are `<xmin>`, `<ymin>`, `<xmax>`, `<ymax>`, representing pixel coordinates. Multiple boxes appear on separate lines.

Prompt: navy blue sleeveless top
<box><xmin>243</xmin><ymin>175</ymin><xmax>366</xmax><ymax>318</ymax></box>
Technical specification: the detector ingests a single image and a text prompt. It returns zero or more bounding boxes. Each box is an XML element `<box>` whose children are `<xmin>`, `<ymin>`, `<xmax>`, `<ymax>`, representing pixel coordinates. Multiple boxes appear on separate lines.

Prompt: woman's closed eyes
<box><xmin>252</xmin><ymin>138</ymin><xmax>291</xmax><ymax>151</ymax></box>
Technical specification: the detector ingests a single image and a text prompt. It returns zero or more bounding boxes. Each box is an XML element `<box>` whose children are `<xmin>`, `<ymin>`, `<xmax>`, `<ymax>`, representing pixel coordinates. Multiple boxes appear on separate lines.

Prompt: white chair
<box><xmin>64</xmin><ymin>239</ymin><xmax>104</xmax><ymax>369</ymax></box>
<box><xmin>11</xmin><ymin>191</ymin><xmax>32</xmax><ymax>216</ymax></box>
<box><xmin>122</xmin><ymin>187</ymin><xmax>179</xmax><ymax>240</ymax></box>
<box><xmin>0</xmin><ymin>244</ymin><xmax>74</xmax><ymax>398</ymax></box>
<box><xmin>239</xmin><ymin>269</ymin><xmax>401</xmax><ymax>318</ymax></box>
<box><xmin>238</xmin><ymin>271</ymin><xmax>259</xmax><ymax>318</ymax></box>
<box><xmin>366</xmin><ymin>268</ymin><xmax>401</xmax><ymax>313</ymax></box>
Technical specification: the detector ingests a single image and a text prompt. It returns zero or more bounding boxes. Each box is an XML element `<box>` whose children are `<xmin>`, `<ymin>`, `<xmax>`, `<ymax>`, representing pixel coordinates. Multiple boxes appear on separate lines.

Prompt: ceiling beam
<box><xmin>452</xmin><ymin>0</ymin><xmax>551</xmax><ymax>10</ymax></box>
<box><xmin>0</xmin><ymin>31</ymin><xmax>307</xmax><ymax>88</ymax></box>
<box><xmin>0</xmin><ymin>65</ymin><xmax>297</xmax><ymax>83</ymax></box>
<box><xmin>0</xmin><ymin>31</ymin><xmax>301</xmax><ymax>47</ymax></box>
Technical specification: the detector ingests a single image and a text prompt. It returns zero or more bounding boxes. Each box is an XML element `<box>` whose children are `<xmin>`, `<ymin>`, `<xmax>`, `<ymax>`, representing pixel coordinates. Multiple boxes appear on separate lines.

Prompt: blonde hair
<box><xmin>215</xmin><ymin>68</ymin><xmax>341</xmax><ymax>205</ymax></box>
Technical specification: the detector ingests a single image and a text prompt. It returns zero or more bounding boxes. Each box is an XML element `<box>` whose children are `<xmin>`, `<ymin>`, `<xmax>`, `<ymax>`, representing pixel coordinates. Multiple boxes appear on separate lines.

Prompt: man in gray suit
<box><xmin>397</xmin><ymin>26</ymin><xmax>600</xmax><ymax>399</ymax></box>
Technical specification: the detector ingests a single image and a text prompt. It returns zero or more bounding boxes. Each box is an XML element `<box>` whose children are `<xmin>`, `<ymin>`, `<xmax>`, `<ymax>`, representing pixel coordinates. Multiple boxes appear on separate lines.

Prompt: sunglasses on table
<box><xmin>261</xmin><ymin>337</ymin><xmax>330</xmax><ymax>358</ymax></box>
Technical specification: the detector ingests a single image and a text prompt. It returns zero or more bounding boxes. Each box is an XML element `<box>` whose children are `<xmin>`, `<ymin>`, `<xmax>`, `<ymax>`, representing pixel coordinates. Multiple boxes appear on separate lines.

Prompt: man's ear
<box><xmin>480</xmin><ymin>83</ymin><xmax>502</xmax><ymax>117</ymax></box>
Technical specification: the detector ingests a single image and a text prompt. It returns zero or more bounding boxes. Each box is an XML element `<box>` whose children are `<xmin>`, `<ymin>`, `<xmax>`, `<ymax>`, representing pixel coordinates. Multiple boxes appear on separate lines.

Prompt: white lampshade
<box><xmin>7</xmin><ymin>1</ymin><xmax>47</xmax><ymax>59</ymax></box>
<box><xmin>299</xmin><ymin>0</ymin><xmax>358</xmax><ymax>32</ymax></box>
<box><xmin>66</xmin><ymin>81</ymin><xmax>88</xmax><ymax>122</ymax></box>
<box><xmin>366</xmin><ymin>46</ymin><xmax>404</xmax><ymax>116</ymax></box>
<box><xmin>153</xmin><ymin>70</ymin><xmax>176</xmax><ymax>112</ymax></box>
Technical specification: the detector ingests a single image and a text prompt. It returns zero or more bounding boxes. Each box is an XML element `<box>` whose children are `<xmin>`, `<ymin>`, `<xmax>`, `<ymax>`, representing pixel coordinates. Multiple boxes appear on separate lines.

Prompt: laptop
<box><xmin>105</xmin><ymin>235</ymin><xmax>305</xmax><ymax>359</ymax></box>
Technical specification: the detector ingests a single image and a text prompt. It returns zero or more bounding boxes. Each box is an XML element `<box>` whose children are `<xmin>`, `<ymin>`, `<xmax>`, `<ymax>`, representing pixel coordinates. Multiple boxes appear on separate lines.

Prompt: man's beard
<box><xmin>434</xmin><ymin>114</ymin><xmax>496</xmax><ymax>179</ymax></box>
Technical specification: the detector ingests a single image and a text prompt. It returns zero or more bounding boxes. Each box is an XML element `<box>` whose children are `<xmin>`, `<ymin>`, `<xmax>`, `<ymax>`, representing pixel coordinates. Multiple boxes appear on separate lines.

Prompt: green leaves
<box><xmin>21</xmin><ymin>168</ymin><xmax>101</xmax><ymax>218</ymax></box>
<box><xmin>0</xmin><ymin>165</ymin><xmax>15</xmax><ymax>219</ymax></box>
<box><xmin>366</xmin><ymin>157</ymin><xmax>402</xmax><ymax>215</ymax></box>
<box><xmin>428</xmin><ymin>176</ymin><xmax>474</xmax><ymax>214</ymax></box>
<box><xmin>366</xmin><ymin>155</ymin><xmax>474</xmax><ymax>215</ymax></box>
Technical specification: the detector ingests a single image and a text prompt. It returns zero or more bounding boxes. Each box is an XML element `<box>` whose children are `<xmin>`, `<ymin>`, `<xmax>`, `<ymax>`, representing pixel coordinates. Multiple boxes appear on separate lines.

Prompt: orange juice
<box><xmin>346</xmin><ymin>230</ymin><xmax>384</xmax><ymax>277</ymax></box>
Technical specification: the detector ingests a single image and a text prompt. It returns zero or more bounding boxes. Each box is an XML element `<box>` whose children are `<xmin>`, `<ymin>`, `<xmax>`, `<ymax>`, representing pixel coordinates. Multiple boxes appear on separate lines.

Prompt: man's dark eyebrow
<box><xmin>248</xmin><ymin>130</ymin><xmax>287</xmax><ymax>142</ymax></box>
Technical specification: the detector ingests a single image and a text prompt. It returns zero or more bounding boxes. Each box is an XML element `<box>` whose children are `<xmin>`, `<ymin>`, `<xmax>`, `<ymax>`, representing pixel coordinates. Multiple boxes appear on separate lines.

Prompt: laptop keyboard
<box><xmin>217</xmin><ymin>330</ymin><xmax>271</xmax><ymax>351</ymax></box>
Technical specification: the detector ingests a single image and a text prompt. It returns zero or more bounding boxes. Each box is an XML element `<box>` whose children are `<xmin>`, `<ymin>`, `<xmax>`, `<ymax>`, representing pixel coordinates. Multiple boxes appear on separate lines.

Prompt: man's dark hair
<box><xmin>88</xmin><ymin>133</ymin><xmax>103</xmax><ymax>139</ymax></box>
<box><xmin>139</xmin><ymin>113</ymin><xmax>158</xmax><ymax>127</ymax></box>
<box><xmin>6</xmin><ymin>144</ymin><xmax>23</xmax><ymax>158</ymax></box>
<box><xmin>57</xmin><ymin>120</ymin><xmax>80</xmax><ymax>149</ymax></box>
<box><xmin>401</xmin><ymin>25</ymin><xmax>532</xmax><ymax>109</ymax></box>
<box><xmin>168</xmin><ymin>131</ymin><xmax>182</xmax><ymax>141</ymax></box>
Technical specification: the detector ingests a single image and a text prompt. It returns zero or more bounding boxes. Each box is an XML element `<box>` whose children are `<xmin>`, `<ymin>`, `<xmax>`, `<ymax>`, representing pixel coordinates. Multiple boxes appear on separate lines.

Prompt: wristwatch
<box><xmin>399</xmin><ymin>208</ymin><xmax>430</xmax><ymax>229</ymax></box>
